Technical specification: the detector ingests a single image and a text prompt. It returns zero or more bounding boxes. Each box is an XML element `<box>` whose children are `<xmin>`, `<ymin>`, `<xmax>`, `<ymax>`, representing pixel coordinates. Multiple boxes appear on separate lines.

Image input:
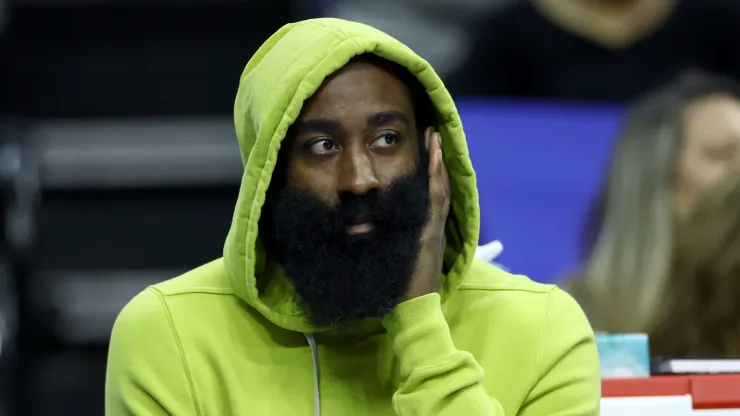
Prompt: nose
<box><xmin>336</xmin><ymin>143</ymin><xmax>380</xmax><ymax>195</ymax></box>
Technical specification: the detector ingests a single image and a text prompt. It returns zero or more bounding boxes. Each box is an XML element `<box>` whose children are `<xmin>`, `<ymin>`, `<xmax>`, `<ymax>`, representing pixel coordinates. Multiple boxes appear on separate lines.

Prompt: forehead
<box><xmin>299</xmin><ymin>61</ymin><xmax>415</xmax><ymax>121</ymax></box>
<box><xmin>683</xmin><ymin>94</ymin><xmax>740</xmax><ymax>146</ymax></box>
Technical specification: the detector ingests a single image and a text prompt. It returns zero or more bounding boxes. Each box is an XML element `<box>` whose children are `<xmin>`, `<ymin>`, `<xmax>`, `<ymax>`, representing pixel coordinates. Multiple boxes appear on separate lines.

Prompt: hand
<box><xmin>401</xmin><ymin>128</ymin><xmax>451</xmax><ymax>302</ymax></box>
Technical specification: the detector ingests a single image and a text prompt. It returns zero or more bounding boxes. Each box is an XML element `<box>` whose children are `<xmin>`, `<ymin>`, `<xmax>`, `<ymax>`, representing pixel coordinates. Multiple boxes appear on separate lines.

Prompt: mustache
<box><xmin>325</xmin><ymin>173</ymin><xmax>430</xmax><ymax>233</ymax></box>
<box><xmin>332</xmin><ymin>188</ymin><xmax>388</xmax><ymax>228</ymax></box>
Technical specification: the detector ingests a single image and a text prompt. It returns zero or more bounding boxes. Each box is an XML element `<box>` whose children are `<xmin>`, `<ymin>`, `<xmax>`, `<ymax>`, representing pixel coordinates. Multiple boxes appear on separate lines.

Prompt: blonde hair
<box><xmin>566</xmin><ymin>71</ymin><xmax>740</xmax><ymax>332</ymax></box>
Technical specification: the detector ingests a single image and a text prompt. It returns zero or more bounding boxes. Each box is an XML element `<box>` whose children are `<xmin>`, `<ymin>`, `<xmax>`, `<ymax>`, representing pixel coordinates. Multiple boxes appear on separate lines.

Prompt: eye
<box><xmin>308</xmin><ymin>138</ymin><xmax>338</xmax><ymax>155</ymax></box>
<box><xmin>372</xmin><ymin>132</ymin><xmax>399</xmax><ymax>148</ymax></box>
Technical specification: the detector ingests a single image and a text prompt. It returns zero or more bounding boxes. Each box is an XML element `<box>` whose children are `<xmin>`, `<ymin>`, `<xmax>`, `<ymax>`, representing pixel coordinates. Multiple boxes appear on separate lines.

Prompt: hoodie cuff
<box><xmin>382</xmin><ymin>293</ymin><xmax>458</xmax><ymax>378</ymax></box>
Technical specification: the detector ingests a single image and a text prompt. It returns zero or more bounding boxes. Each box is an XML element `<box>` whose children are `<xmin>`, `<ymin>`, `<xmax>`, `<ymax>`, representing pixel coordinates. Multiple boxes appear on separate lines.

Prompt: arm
<box><xmin>383</xmin><ymin>130</ymin><xmax>503</xmax><ymax>415</ymax></box>
<box><xmin>518</xmin><ymin>288</ymin><xmax>601</xmax><ymax>416</ymax></box>
<box><xmin>382</xmin><ymin>293</ymin><xmax>505</xmax><ymax>415</ymax></box>
<box><xmin>105</xmin><ymin>288</ymin><xmax>201</xmax><ymax>416</ymax></box>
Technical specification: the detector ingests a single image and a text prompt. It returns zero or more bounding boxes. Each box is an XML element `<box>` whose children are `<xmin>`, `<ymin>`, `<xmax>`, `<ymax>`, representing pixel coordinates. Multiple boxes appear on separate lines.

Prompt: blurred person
<box><xmin>450</xmin><ymin>0</ymin><xmax>740</xmax><ymax>101</ymax></box>
<box><xmin>650</xmin><ymin>172</ymin><xmax>740</xmax><ymax>357</ymax></box>
<box><xmin>325</xmin><ymin>0</ymin><xmax>512</xmax><ymax>77</ymax></box>
<box><xmin>106</xmin><ymin>18</ymin><xmax>600</xmax><ymax>415</ymax></box>
<box><xmin>566</xmin><ymin>70</ymin><xmax>740</xmax><ymax>333</ymax></box>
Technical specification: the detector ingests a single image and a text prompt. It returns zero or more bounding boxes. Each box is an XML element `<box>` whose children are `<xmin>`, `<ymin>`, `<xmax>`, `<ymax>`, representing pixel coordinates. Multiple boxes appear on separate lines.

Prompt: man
<box><xmin>106</xmin><ymin>18</ymin><xmax>600</xmax><ymax>415</ymax></box>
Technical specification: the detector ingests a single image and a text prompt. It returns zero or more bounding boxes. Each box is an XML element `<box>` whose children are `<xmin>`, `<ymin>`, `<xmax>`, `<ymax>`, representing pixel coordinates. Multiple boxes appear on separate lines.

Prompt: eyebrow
<box><xmin>367</xmin><ymin>110</ymin><xmax>410</xmax><ymax>128</ymax></box>
<box><xmin>292</xmin><ymin>110</ymin><xmax>410</xmax><ymax>136</ymax></box>
<box><xmin>292</xmin><ymin>118</ymin><xmax>343</xmax><ymax>136</ymax></box>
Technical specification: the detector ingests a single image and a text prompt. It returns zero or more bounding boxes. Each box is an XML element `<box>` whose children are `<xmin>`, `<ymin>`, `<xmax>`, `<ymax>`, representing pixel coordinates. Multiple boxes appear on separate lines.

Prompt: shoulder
<box><xmin>112</xmin><ymin>286</ymin><xmax>169</xmax><ymax>341</ymax></box>
<box><xmin>459</xmin><ymin>258</ymin><xmax>556</xmax><ymax>294</ymax></box>
<box><xmin>107</xmin><ymin>282</ymin><xmax>204</xmax><ymax>414</ymax></box>
<box><xmin>110</xmin><ymin>258</ymin><xmax>234</xmax><ymax>357</ymax></box>
<box><xmin>450</xmin><ymin>261</ymin><xmax>600</xmax><ymax>411</ymax></box>
<box><xmin>110</xmin><ymin>286</ymin><xmax>180</xmax><ymax>356</ymax></box>
<box><xmin>108</xmin><ymin>287</ymin><xmax>186</xmax><ymax>387</ymax></box>
<box><xmin>457</xmin><ymin>260</ymin><xmax>591</xmax><ymax>331</ymax></box>
<box><xmin>150</xmin><ymin>258</ymin><xmax>233</xmax><ymax>296</ymax></box>
<box><xmin>108</xmin><ymin>260</ymin><xmax>232</xmax><ymax>381</ymax></box>
<box><xmin>453</xmin><ymin>259</ymin><xmax>596</xmax><ymax>368</ymax></box>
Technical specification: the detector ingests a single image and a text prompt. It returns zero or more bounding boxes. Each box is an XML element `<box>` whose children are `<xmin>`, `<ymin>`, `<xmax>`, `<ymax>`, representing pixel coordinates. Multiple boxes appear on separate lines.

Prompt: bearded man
<box><xmin>105</xmin><ymin>18</ymin><xmax>601</xmax><ymax>416</ymax></box>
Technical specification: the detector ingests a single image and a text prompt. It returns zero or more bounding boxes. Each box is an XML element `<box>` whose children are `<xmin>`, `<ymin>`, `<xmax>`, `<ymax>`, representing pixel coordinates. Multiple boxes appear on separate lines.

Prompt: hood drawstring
<box><xmin>304</xmin><ymin>333</ymin><xmax>321</xmax><ymax>416</ymax></box>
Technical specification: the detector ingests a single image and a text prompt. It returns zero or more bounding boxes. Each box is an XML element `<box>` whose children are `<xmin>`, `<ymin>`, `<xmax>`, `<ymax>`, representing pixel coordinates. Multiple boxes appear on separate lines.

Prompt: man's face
<box><xmin>286</xmin><ymin>61</ymin><xmax>422</xmax><ymax>211</ymax></box>
<box><xmin>260</xmin><ymin>60</ymin><xmax>431</xmax><ymax>327</ymax></box>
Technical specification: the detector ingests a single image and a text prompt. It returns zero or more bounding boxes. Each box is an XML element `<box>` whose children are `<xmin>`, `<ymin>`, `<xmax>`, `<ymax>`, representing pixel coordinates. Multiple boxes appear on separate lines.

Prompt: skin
<box><xmin>284</xmin><ymin>60</ymin><xmax>451</xmax><ymax>302</ymax></box>
<box><xmin>536</xmin><ymin>0</ymin><xmax>674</xmax><ymax>49</ymax></box>
<box><xmin>676</xmin><ymin>94</ymin><xmax>740</xmax><ymax>219</ymax></box>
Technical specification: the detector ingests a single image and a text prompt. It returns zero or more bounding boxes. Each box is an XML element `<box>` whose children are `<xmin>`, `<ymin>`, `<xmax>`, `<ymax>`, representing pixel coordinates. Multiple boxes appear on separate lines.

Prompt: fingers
<box><xmin>437</xmin><ymin>132</ymin><xmax>450</xmax><ymax>201</ymax></box>
<box><xmin>428</xmin><ymin>131</ymin><xmax>451</xmax><ymax>211</ymax></box>
<box><xmin>425</xmin><ymin>127</ymin><xmax>435</xmax><ymax>176</ymax></box>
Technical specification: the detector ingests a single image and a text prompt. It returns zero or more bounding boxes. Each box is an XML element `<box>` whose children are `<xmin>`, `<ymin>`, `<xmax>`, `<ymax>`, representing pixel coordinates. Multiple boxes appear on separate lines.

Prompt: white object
<box><xmin>658</xmin><ymin>359</ymin><xmax>740</xmax><ymax>374</ymax></box>
<box><xmin>474</xmin><ymin>240</ymin><xmax>504</xmax><ymax>263</ymax></box>
<box><xmin>601</xmin><ymin>395</ymin><xmax>693</xmax><ymax>416</ymax></box>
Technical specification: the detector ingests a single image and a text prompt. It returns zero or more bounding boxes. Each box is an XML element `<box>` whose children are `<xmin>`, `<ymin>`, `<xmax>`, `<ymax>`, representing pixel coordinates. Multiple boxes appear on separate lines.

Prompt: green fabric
<box><xmin>106</xmin><ymin>18</ymin><xmax>601</xmax><ymax>415</ymax></box>
<box><xmin>224</xmin><ymin>18</ymin><xmax>480</xmax><ymax>334</ymax></box>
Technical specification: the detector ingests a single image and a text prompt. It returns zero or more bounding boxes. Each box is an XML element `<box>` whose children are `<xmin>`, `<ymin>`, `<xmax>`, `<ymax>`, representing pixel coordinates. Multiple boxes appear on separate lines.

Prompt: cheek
<box><xmin>378</xmin><ymin>148</ymin><xmax>421</xmax><ymax>185</ymax></box>
<box><xmin>377</xmin><ymin>162</ymin><xmax>415</xmax><ymax>187</ymax></box>
<box><xmin>679</xmin><ymin>153</ymin><xmax>729</xmax><ymax>196</ymax></box>
<box><xmin>286</xmin><ymin>163</ymin><xmax>337</xmax><ymax>203</ymax></box>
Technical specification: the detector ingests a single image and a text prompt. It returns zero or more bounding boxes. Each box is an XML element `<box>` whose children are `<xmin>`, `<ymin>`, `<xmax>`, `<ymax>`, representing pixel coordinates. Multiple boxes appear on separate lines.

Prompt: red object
<box><xmin>602</xmin><ymin>376</ymin><xmax>691</xmax><ymax>397</ymax></box>
<box><xmin>602</xmin><ymin>375</ymin><xmax>740</xmax><ymax>409</ymax></box>
<box><xmin>691</xmin><ymin>375</ymin><xmax>740</xmax><ymax>409</ymax></box>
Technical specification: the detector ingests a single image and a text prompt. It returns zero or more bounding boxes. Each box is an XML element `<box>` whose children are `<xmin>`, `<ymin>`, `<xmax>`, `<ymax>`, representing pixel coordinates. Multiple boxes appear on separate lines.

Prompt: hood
<box><xmin>224</xmin><ymin>18</ymin><xmax>480</xmax><ymax>333</ymax></box>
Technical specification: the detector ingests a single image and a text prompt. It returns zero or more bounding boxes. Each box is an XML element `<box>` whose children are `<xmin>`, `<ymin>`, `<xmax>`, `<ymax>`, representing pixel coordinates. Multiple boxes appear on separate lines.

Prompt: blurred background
<box><xmin>1</xmin><ymin>0</ymin><xmax>739</xmax><ymax>415</ymax></box>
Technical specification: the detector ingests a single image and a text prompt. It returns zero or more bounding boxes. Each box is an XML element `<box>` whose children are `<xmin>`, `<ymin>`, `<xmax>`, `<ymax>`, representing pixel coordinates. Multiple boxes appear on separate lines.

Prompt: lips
<box><xmin>348</xmin><ymin>217</ymin><xmax>369</xmax><ymax>226</ymax></box>
<box><xmin>346</xmin><ymin>219</ymin><xmax>374</xmax><ymax>235</ymax></box>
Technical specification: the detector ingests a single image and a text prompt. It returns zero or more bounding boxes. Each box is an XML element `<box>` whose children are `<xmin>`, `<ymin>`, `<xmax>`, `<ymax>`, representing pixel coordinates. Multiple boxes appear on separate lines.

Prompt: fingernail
<box><xmin>436</xmin><ymin>133</ymin><xmax>442</xmax><ymax>147</ymax></box>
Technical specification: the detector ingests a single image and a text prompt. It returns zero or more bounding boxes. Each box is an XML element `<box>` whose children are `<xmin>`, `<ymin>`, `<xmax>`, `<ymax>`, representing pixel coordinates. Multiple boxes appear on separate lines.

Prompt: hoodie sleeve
<box><xmin>518</xmin><ymin>288</ymin><xmax>601</xmax><ymax>415</ymax></box>
<box><xmin>105</xmin><ymin>288</ymin><xmax>201</xmax><ymax>416</ymax></box>
<box><xmin>382</xmin><ymin>293</ymin><xmax>505</xmax><ymax>414</ymax></box>
<box><xmin>382</xmin><ymin>289</ymin><xmax>601</xmax><ymax>415</ymax></box>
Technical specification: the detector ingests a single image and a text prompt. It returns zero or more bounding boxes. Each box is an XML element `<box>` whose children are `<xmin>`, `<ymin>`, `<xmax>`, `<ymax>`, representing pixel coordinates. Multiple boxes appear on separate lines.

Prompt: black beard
<box><xmin>260</xmin><ymin>168</ymin><xmax>430</xmax><ymax>328</ymax></box>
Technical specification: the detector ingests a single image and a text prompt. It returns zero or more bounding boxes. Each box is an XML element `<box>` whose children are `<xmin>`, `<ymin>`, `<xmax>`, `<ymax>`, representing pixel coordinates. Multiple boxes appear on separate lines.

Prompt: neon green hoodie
<box><xmin>105</xmin><ymin>18</ymin><xmax>600</xmax><ymax>415</ymax></box>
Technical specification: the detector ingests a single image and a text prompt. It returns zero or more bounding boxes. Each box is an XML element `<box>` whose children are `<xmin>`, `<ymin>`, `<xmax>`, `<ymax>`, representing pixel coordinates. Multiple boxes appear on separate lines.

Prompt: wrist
<box><xmin>402</xmin><ymin>242</ymin><xmax>443</xmax><ymax>301</ymax></box>
<box><xmin>386</xmin><ymin>293</ymin><xmax>442</xmax><ymax>326</ymax></box>
<box><xmin>382</xmin><ymin>294</ymin><xmax>458</xmax><ymax>377</ymax></box>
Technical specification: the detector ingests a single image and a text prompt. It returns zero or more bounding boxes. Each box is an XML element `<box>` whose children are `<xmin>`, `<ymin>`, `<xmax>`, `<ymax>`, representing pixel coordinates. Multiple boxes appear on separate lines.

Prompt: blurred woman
<box><xmin>567</xmin><ymin>70</ymin><xmax>740</xmax><ymax>334</ymax></box>
<box><xmin>650</xmin><ymin>172</ymin><xmax>740</xmax><ymax>357</ymax></box>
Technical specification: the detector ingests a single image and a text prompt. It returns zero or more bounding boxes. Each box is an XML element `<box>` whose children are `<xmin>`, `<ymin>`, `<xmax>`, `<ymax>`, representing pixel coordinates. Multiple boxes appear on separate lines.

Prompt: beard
<box><xmin>260</xmin><ymin>166</ymin><xmax>430</xmax><ymax>328</ymax></box>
